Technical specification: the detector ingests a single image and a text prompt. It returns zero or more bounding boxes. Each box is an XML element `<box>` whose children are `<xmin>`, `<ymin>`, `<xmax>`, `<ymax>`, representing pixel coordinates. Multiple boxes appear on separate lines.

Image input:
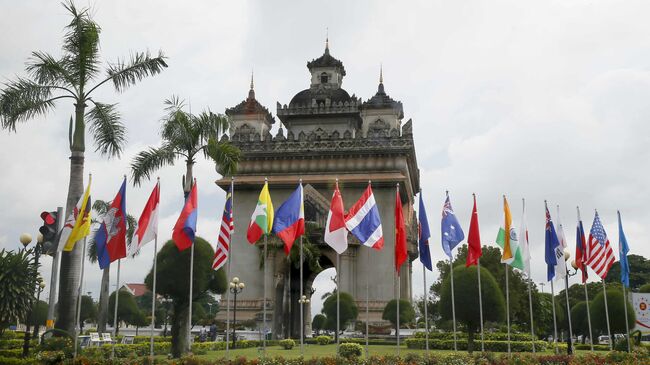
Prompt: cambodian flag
<box><xmin>95</xmin><ymin>177</ymin><xmax>127</xmax><ymax>269</ymax></box>
<box><xmin>345</xmin><ymin>184</ymin><xmax>384</xmax><ymax>250</ymax></box>
<box><xmin>173</xmin><ymin>180</ymin><xmax>198</xmax><ymax>251</ymax></box>
<box><xmin>272</xmin><ymin>183</ymin><xmax>305</xmax><ymax>255</ymax></box>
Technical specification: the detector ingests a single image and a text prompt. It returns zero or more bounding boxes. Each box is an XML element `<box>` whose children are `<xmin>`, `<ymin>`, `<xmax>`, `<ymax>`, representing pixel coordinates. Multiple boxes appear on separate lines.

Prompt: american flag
<box><xmin>212</xmin><ymin>186</ymin><xmax>233</xmax><ymax>271</ymax></box>
<box><xmin>584</xmin><ymin>211</ymin><xmax>616</xmax><ymax>279</ymax></box>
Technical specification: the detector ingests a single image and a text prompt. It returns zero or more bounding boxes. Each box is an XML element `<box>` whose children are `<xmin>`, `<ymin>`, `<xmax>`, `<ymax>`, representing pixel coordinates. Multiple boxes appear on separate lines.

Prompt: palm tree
<box><xmin>87</xmin><ymin>200</ymin><xmax>137</xmax><ymax>333</ymax></box>
<box><xmin>0</xmin><ymin>1</ymin><xmax>167</xmax><ymax>335</ymax></box>
<box><xmin>130</xmin><ymin>96</ymin><xmax>240</xmax><ymax>195</ymax></box>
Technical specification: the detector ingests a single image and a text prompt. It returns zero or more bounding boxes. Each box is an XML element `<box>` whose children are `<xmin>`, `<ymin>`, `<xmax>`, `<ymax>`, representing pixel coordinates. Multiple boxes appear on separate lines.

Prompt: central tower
<box><xmin>216</xmin><ymin>43</ymin><xmax>420</xmax><ymax>339</ymax></box>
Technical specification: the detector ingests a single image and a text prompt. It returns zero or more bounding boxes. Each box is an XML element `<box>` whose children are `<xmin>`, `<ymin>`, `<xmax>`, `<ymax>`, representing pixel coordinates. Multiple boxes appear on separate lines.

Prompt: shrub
<box><xmin>38</xmin><ymin>336</ymin><xmax>74</xmax><ymax>358</ymax></box>
<box><xmin>574</xmin><ymin>344</ymin><xmax>610</xmax><ymax>351</ymax></box>
<box><xmin>404</xmin><ymin>338</ymin><xmax>548</xmax><ymax>352</ymax></box>
<box><xmin>34</xmin><ymin>350</ymin><xmax>66</xmax><ymax>365</ymax></box>
<box><xmin>315</xmin><ymin>335</ymin><xmax>331</xmax><ymax>345</ymax></box>
<box><xmin>279</xmin><ymin>338</ymin><xmax>295</xmax><ymax>350</ymax></box>
<box><xmin>0</xmin><ymin>348</ymin><xmax>21</xmax><ymax>357</ymax></box>
<box><xmin>338</xmin><ymin>342</ymin><xmax>363</xmax><ymax>359</ymax></box>
<box><xmin>0</xmin><ymin>357</ymin><xmax>37</xmax><ymax>365</ymax></box>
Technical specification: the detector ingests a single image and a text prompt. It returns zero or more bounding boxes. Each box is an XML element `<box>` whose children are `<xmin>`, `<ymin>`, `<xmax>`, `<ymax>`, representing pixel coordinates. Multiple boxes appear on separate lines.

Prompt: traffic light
<box><xmin>39</xmin><ymin>211</ymin><xmax>58</xmax><ymax>254</ymax></box>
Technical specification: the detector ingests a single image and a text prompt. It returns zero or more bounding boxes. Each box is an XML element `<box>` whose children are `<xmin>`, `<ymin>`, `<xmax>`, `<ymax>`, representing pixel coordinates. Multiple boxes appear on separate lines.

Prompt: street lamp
<box><xmin>20</xmin><ymin>233</ymin><xmax>43</xmax><ymax>357</ymax></box>
<box><xmin>229</xmin><ymin>277</ymin><xmax>245</xmax><ymax>348</ymax></box>
<box><xmin>563</xmin><ymin>250</ymin><xmax>575</xmax><ymax>355</ymax></box>
<box><xmin>298</xmin><ymin>294</ymin><xmax>310</xmax><ymax>347</ymax></box>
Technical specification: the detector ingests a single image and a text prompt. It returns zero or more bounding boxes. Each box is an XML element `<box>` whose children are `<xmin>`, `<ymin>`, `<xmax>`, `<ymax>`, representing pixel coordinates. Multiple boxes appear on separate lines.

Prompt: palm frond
<box><xmin>195</xmin><ymin>110</ymin><xmax>229</xmax><ymax>143</ymax></box>
<box><xmin>86</xmin><ymin>101</ymin><xmax>126</xmax><ymax>157</ymax></box>
<box><xmin>130</xmin><ymin>144</ymin><xmax>177</xmax><ymax>186</ymax></box>
<box><xmin>160</xmin><ymin>101</ymin><xmax>195</xmax><ymax>152</ymax></box>
<box><xmin>104</xmin><ymin>51</ymin><xmax>167</xmax><ymax>93</ymax></box>
<box><xmin>206</xmin><ymin>138</ymin><xmax>241</xmax><ymax>176</ymax></box>
<box><xmin>0</xmin><ymin>79</ymin><xmax>67</xmax><ymax>131</ymax></box>
<box><xmin>26</xmin><ymin>51</ymin><xmax>77</xmax><ymax>91</ymax></box>
<box><xmin>61</xmin><ymin>0</ymin><xmax>101</xmax><ymax>86</ymax></box>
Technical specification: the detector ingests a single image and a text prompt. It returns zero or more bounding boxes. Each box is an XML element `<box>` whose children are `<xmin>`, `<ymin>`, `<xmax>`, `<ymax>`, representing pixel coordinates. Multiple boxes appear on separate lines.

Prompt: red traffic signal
<box><xmin>40</xmin><ymin>211</ymin><xmax>56</xmax><ymax>225</ymax></box>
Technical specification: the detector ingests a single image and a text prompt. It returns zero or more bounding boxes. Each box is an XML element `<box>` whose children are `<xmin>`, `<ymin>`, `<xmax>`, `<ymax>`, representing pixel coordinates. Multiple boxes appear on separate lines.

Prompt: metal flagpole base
<box><xmin>73</xmin><ymin>239</ymin><xmax>87</xmax><ymax>359</ymax></box>
<box><xmin>602</xmin><ymin>280</ymin><xmax>612</xmax><ymax>351</ymax></box>
<box><xmin>450</xmin><ymin>259</ymin><xmax>457</xmax><ymax>352</ymax></box>
<box><xmin>478</xmin><ymin>259</ymin><xmax>484</xmax><ymax>353</ymax></box>
<box><xmin>112</xmin><ymin>259</ymin><xmax>121</xmax><ymax>359</ymax></box>
<box><xmin>550</xmin><ymin>281</ymin><xmax>558</xmax><ymax>355</ymax></box>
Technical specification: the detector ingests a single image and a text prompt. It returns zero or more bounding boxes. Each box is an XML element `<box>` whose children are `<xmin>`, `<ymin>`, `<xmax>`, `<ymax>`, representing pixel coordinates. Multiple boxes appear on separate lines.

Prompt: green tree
<box><xmin>606</xmin><ymin>255</ymin><xmax>650</xmax><ymax>291</ymax></box>
<box><xmin>312</xmin><ymin>314</ymin><xmax>326</xmax><ymax>335</ymax></box>
<box><xmin>108</xmin><ymin>290</ymin><xmax>139</xmax><ymax>335</ymax></box>
<box><xmin>0</xmin><ymin>249</ymin><xmax>39</xmax><ymax>335</ymax></box>
<box><xmin>414</xmin><ymin>294</ymin><xmax>437</xmax><ymax>330</ymax></box>
<box><xmin>570</xmin><ymin>301</ymin><xmax>590</xmax><ymax>343</ymax></box>
<box><xmin>27</xmin><ymin>300</ymin><xmax>48</xmax><ymax>327</ymax></box>
<box><xmin>130</xmin><ymin>96</ymin><xmax>240</xmax><ymax>195</ymax></box>
<box><xmin>87</xmin><ymin>199</ymin><xmax>137</xmax><ymax>333</ymax></box>
<box><xmin>0</xmin><ymin>1</ymin><xmax>166</xmax><ymax>334</ymax></box>
<box><xmin>439</xmin><ymin>265</ymin><xmax>505</xmax><ymax>353</ymax></box>
<box><xmin>79</xmin><ymin>295</ymin><xmax>97</xmax><ymax>332</ymax></box>
<box><xmin>131</xmin><ymin>310</ymin><xmax>149</xmax><ymax>336</ymax></box>
<box><xmin>382</xmin><ymin>299</ymin><xmax>416</xmax><ymax>340</ymax></box>
<box><xmin>639</xmin><ymin>283</ymin><xmax>650</xmax><ymax>293</ymax></box>
<box><xmin>557</xmin><ymin>282</ymin><xmax>602</xmax><ymax>310</ymax></box>
<box><xmin>321</xmin><ymin>292</ymin><xmax>358</xmax><ymax>342</ymax></box>
<box><xmin>589</xmin><ymin>289</ymin><xmax>636</xmax><ymax>335</ymax></box>
<box><xmin>145</xmin><ymin>237</ymin><xmax>227</xmax><ymax>357</ymax></box>
<box><xmin>535</xmin><ymin>292</ymin><xmax>565</xmax><ymax>340</ymax></box>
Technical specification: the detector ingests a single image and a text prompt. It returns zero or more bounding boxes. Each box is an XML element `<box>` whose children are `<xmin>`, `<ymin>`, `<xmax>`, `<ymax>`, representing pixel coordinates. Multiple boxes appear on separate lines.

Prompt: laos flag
<box><xmin>173</xmin><ymin>180</ymin><xmax>198</xmax><ymax>251</ymax></box>
<box><xmin>272</xmin><ymin>183</ymin><xmax>305</xmax><ymax>255</ymax></box>
<box><xmin>95</xmin><ymin>177</ymin><xmax>127</xmax><ymax>269</ymax></box>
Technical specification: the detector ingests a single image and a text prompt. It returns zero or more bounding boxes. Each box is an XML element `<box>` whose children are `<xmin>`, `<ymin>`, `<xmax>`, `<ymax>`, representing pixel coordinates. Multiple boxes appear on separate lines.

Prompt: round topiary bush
<box><xmin>279</xmin><ymin>338</ymin><xmax>295</xmax><ymax>350</ymax></box>
<box><xmin>316</xmin><ymin>335</ymin><xmax>332</xmax><ymax>345</ymax></box>
<box><xmin>338</xmin><ymin>342</ymin><xmax>363</xmax><ymax>359</ymax></box>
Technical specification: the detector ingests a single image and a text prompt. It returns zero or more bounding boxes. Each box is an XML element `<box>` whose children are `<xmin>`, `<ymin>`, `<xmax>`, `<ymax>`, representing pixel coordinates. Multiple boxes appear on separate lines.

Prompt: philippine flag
<box><xmin>173</xmin><ymin>180</ymin><xmax>198</xmax><ymax>251</ymax></box>
<box><xmin>95</xmin><ymin>177</ymin><xmax>127</xmax><ymax>269</ymax></box>
<box><xmin>324</xmin><ymin>182</ymin><xmax>348</xmax><ymax>254</ymax></box>
<box><xmin>129</xmin><ymin>181</ymin><xmax>160</xmax><ymax>256</ymax></box>
<box><xmin>345</xmin><ymin>184</ymin><xmax>384</xmax><ymax>250</ymax></box>
<box><xmin>272</xmin><ymin>183</ymin><xmax>305</xmax><ymax>255</ymax></box>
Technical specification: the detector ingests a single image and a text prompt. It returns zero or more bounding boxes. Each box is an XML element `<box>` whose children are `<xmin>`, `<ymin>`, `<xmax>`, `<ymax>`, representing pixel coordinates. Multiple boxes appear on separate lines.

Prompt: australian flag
<box><xmin>441</xmin><ymin>194</ymin><xmax>464</xmax><ymax>259</ymax></box>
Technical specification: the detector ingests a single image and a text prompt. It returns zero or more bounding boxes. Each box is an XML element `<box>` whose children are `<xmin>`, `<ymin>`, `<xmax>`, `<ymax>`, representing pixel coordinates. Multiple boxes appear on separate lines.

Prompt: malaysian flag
<box><xmin>584</xmin><ymin>211</ymin><xmax>616</xmax><ymax>279</ymax></box>
<box><xmin>213</xmin><ymin>185</ymin><xmax>233</xmax><ymax>271</ymax></box>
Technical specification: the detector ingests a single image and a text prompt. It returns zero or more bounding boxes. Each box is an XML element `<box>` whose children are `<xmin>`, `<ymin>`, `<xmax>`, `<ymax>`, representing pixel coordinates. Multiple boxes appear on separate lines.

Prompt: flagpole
<box><xmin>505</xmin><ymin>263</ymin><xmax>511</xmax><ymax>356</ymax></box>
<box><xmin>188</xmin><ymin>241</ymin><xmax>195</xmax><ymax>351</ymax></box>
<box><xmin>397</xmin><ymin>272</ymin><xmax>401</xmax><ymax>357</ymax></box>
<box><xmin>619</xmin><ymin>211</ymin><xmax>631</xmax><ymax>353</ymax></box>
<box><xmin>299</xmin><ymin>234</ymin><xmax>304</xmax><ymax>356</ymax></box>
<box><xmin>423</xmin><ymin>266</ymin><xmax>429</xmax><ymax>356</ymax></box>
<box><xmin>450</xmin><ymin>258</ymin><xmax>457</xmax><ymax>352</ymax></box>
<box><xmin>564</xmin><ymin>266</ymin><xmax>574</xmax><ymax>354</ymax></box>
<box><xmin>112</xmin><ymin>258</ymin><xmax>121</xmax><ymax>359</ymax></box>
<box><xmin>622</xmin><ymin>285</ymin><xmax>631</xmax><ymax>352</ymax></box>
<box><xmin>527</xmin><ymin>275</ymin><xmax>535</xmax><ymax>353</ymax></box>
<box><xmin>602</xmin><ymin>279</ymin><xmax>612</xmax><ymax>350</ymax></box>
<box><xmin>226</xmin><ymin>177</ymin><xmax>236</xmax><ymax>358</ymax></box>
<box><xmin>336</xmin><ymin>253</ymin><xmax>340</xmax><ymax>354</ymax></box>
<box><xmin>477</xmin><ymin>259</ymin><xmax>485</xmax><ymax>352</ymax></box>
<box><xmin>365</xmin><ymin>247</ymin><xmax>370</xmax><ymax>359</ymax></box>
<box><xmin>550</xmin><ymin>280</ymin><xmax>559</xmax><ymax>354</ymax></box>
<box><xmin>73</xmin><ymin>237</ymin><xmax>87</xmax><ymax>359</ymax></box>
<box><xmin>522</xmin><ymin>198</ymin><xmax>535</xmax><ymax>353</ymax></box>
<box><xmin>584</xmin><ymin>284</ymin><xmax>594</xmax><ymax>351</ymax></box>
<box><xmin>150</xmin><ymin>178</ymin><xmax>160</xmax><ymax>362</ymax></box>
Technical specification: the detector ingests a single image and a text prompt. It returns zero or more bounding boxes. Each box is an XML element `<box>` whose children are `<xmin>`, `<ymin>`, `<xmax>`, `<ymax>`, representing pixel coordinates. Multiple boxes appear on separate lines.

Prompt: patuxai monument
<box><xmin>216</xmin><ymin>41</ymin><xmax>421</xmax><ymax>339</ymax></box>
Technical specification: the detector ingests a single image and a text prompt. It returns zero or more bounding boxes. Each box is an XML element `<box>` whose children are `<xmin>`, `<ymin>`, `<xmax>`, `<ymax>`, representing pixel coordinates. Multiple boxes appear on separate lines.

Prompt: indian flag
<box><xmin>246</xmin><ymin>180</ymin><xmax>274</xmax><ymax>244</ymax></box>
<box><xmin>496</xmin><ymin>195</ymin><xmax>524</xmax><ymax>270</ymax></box>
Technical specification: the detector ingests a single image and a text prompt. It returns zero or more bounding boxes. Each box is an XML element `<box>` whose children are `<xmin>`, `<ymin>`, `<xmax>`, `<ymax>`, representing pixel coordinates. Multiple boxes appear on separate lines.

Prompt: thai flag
<box><xmin>95</xmin><ymin>177</ymin><xmax>127</xmax><ymax>269</ymax></box>
<box><xmin>173</xmin><ymin>180</ymin><xmax>198</xmax><ymax>251</ymax></box>
<box><xmin>345</xmin><ymin>184</ymin><xmax>384</xmax><ymax>250</ymax></box>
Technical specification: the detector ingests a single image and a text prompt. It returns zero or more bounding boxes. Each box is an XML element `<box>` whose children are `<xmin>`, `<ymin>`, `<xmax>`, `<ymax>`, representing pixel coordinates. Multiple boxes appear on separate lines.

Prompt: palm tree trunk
<box><xmin>184</xmin><ymin>160</ymin><xmax>194</xmax><ymax>197</ymax></box>
<box><xmin>55</xmin><ymin>148</ymin><xmax>85</xmax><ymax>335</ymax></box>
<box><xmin>97</xmin><ymin>267</ymin><xmax>110</xmax><ymax>332</ymax></box>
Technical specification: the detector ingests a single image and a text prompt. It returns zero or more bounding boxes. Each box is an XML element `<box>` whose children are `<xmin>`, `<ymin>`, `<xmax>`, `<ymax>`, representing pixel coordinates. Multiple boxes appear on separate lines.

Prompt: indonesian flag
<box><xmin>324</xmin><ymin>182</ymin><xmax>348</xmax><ymax>254</ymax></box>
<box><xmin>129</xmin><ymin>181</ymin><xmax>160</xmax><ymax>256</ymax></box>
<box><xmin>247</xmin><ymin>181</ymin><xmax>274</xmax><ymax>244</ymax></box>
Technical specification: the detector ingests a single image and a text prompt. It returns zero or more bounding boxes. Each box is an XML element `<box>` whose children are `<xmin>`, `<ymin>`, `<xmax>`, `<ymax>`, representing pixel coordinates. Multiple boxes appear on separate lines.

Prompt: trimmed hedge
<box><xmin>404</xmin><ymin>338</ymin><xmax>549</xmax><ymax>352</ymax></box>
<box><xmin>574</xmin><ymin>344</ymin><xmax>610</xmax><ymax>351</ymax></box>
<box><xmin>413</xmin><ymin>331</ymin><xmax>535</xmax><ymax>341</ymax></box>
<box><xmin>338</xmin><ymin>342</ymin><xmax>363</xmax><ymax>359</ymax></box>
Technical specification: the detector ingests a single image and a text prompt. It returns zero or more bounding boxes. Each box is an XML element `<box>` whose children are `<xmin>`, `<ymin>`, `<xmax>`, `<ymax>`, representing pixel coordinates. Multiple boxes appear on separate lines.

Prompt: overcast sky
<box><xmin>1</xmin><ymin>0</ymin><xmax>649</xmax><ymax>317</ymax></box>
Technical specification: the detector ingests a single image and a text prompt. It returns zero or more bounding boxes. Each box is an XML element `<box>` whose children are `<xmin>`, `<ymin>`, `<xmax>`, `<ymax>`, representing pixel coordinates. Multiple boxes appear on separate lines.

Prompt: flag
<box><xmin>618</xmin><ymin>211</ymin><xmax>630</xmax><ymax>287</ymax></box>
<box><xmin>345</xmin><ymin>184</ymin><xmax>384</xmax><ymax>250</ymax></box>
<box><xmin>272</xmin><ymin>183</ymin><xmax>305</xmax><ymax>255</ymax></box>
<box><xmin>172</xmin><ymin>180</ymin><xmax>197</xmax><ymax>251</ymax></box>
<box><xmin>247</xmin><ymin>181</ymin><xmax>273</xmax><ymax>244</ymax></box>
<box><xmin>575</xmin><ymin>208</ymin><xmax>588</xmax><ymax>283</ymax></box>
<box><xmin>324</xmin><ymin>182</ymin><xmax>348</xmax><ymax>254</ymax></box>
<box><xmin>584</xmin><ymin>211</ymin><xmax>616</xmax><ymax>279</ymax></box>
<box><xmin>554</xmin><ymin>206</ymin><xmax>567</xmax><ymax>279</ymax></box>
<box><xmin>418</xmin><ymin>192</ymin><xmax>433</xmax><ymax>271</ymax></box>
<box><xmin>441</xmin><ymin>194</ymin><xmax>464</xmax><ymax>258</ymax></box>
<box><xmin>395</xmin><ymin>187</ymin><xmax>407</xmax><ymax>274</ymax></box>
<box><xmin>519</xmin><ymin>199</ymin><xmax>531</xmax><ymax>275</ymax></box>
<box><xmin>213</xmin><ymin>185</ymin><xmax>233</xmax><ymax>271</ymax></box>
<box><xmin>496</xmin><ymin>196</ymin><xmax>523</xmax><ymax>270</ymax></box>
<box><xmin>129</xmin><ymin>181</ymin><xmax>160</xmax><ymax>256</ymax></box>
<box><xmin>59</xmin><ymin>175</ymin><xmax>92</xmax><ymax>251</ymax></box>
<box><xmin>95</xmin><ymin>178</ymin><xmax>127</xmax><ymax>269</ymax></box>
<box><xmin>466</xmin><ymin>194</ymin><xmax>482</xmax><ymax>267</ymax></box>
<box><xmin>545</xmin><ymin>204</ymin><xmax>562</xmax><ymax>281</ymax></box>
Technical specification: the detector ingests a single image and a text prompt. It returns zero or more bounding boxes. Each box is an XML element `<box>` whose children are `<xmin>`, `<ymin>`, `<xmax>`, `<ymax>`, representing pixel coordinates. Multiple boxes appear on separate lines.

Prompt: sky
<box><xmin>1</xmin><ymin>0</ymin><xmax>649</xmax><ymax>318</ymax></box>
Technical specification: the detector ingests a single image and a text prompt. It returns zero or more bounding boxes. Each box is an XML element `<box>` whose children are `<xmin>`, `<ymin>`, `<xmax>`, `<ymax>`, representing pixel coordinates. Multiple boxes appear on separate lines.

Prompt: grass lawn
<box><xmin>192</xmin><ymin>344</ymin><xmax>608</xmax><ymax>360</ymax></box>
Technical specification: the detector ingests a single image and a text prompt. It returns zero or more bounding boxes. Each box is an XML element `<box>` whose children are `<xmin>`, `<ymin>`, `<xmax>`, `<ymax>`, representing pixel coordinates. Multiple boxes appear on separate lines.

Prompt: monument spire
<box><xmin>248</xmin><ymin>70</ymin><xmax>255</xmax><ymax>100</ymax></box>
<box><xmin>325</xmin><ymin>27</ymin><xmax>330</xmax><ymax>54</ymax></box>
<box><xmin>378</xmin><ymin>64</ymin><xmax>385</xmax><ymax>94</ymax></box>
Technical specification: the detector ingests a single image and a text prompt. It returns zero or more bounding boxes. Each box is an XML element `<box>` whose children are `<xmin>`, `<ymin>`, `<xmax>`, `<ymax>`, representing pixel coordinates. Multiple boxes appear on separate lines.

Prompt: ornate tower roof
<box><xmin>361</xmin><ymin>67</ymin><xmax>404</xmax><ymax>119</ymax></box>
<box><xmin>225</xmin><ymin>73</ymin><xmax>275</xmax><ymax>124</ymax></box>
<box><xmin>306</xmin><ymin>38</ymin><xmax>346</xmax><ymax>76</ymax></box>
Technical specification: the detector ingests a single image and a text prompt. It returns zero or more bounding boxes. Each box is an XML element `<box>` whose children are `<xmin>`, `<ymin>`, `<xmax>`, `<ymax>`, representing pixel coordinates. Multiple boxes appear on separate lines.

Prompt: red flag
<box><xmin>466</xmin><ymin>194</ymin><xmax>482</xmax><ymax>267</ymax></box>
<box><xmin>173</xmin><ymin>181</ymin><xmax>198</xmax><ymax>251</ymax></box>
<box><xmin>395</xmin><ymin>186</ymin><xmax>407</xmax><ymax>274</ymax></box>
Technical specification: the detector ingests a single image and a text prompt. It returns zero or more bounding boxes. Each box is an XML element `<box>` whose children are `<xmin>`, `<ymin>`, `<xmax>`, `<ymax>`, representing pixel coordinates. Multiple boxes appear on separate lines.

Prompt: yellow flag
<box><xmin>63</xmin><ymin>177</ymin><xmax>92</xmax><ymax>251</ymax></box>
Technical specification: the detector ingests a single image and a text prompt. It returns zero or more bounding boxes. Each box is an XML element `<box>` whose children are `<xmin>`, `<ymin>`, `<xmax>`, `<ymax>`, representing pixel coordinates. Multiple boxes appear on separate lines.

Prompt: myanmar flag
<box><xmin>247</xmin><ymin>181</ymin><xmax>274</xmax><ymax>244</ymax></box>
<box><xmin>496</xmin><ymin>195</ymin><xmax>524</xmax><ymax>270</ymax></box>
